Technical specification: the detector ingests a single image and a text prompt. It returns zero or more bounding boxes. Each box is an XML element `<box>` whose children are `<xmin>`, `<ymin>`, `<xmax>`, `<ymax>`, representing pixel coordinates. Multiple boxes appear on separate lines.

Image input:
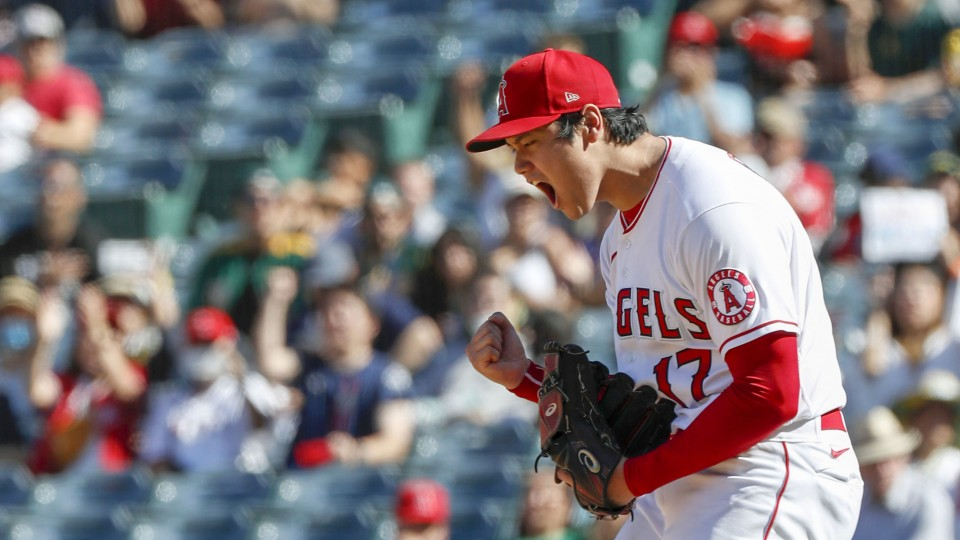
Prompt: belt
<box><xmin>820</xmin><ymin>408</ymin><xmax>846</xmax><ymax>432</ymax></box>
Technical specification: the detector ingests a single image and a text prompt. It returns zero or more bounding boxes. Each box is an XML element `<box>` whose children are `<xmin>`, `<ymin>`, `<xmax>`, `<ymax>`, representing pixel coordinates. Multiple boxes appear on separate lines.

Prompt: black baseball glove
<box><xmin>536</xmin><ymin>342</ymin><xmax>677</xmax><ymax>518</ymax></box>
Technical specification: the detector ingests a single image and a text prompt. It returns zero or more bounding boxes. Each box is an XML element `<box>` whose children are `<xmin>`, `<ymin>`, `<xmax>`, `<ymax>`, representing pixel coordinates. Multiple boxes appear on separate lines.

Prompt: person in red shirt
<box><xmin>27</xmin><ymin>282</ymin><xmax>148</xmax><ymax>474</ymax></box>
<box><xmin>14</xmin><ymin>3</ymin><xmax>101</xmax><ymax>154</ymax></box>
<box><xmin>752</xmin><ymin>96</ymin><xmax>836</xmax><ymax>256</ymax></box>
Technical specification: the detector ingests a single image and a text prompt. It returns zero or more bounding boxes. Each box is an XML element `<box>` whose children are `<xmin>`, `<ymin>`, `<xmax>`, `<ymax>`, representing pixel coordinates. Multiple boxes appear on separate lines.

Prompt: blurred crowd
<box><xmin>0</xmin><ymin>0</ymin><xmax>959</xmax><ymax>539</ymax></box>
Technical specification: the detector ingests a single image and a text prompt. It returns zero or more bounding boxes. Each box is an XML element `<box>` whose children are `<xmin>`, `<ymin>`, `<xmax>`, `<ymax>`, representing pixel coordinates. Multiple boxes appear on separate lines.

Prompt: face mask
<box><xmin>178</xmin><ymin>346</ymin><xmax>230</xmax><ymax>384</ymax></box>
<box><xmin>0</xmin><ymin>317</ymin><xmax>36</xmax><ymax>356</ymax></box>
<box><xmin>122</xmin><ymin>326</ymin><xmax>162</xmax><ymax>360</ymax></box>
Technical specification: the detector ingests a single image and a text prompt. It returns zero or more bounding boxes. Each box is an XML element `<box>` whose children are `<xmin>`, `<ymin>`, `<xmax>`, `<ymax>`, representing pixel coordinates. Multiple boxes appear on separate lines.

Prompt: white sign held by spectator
<box><xmin>860</xmin><ymin>187</ymin><xmax>949</xmax><ymax>264</ymax></box>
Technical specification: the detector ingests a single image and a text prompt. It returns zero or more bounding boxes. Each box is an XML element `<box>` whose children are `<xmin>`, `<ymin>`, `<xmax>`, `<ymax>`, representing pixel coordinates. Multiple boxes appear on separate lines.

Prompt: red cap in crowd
<box><xmin>668</xmin><ymin>11</ymin><xmax>719</xmax><ymax>47</ymax></box>
<box><xmin>733</xmin><ymin>14</ymin><xmax>812</xmax><ymax>61</ymax></box>
<box><xmin>185</xmin><ymin>307</ymin><xmax>237</xmax><ymax>344</ymax></box>
<box><xmin>0</xmin><ymin>55</ymin><xmax>24</xmax><ymax>84</ymax></box>
<box><xmin>465</xmin><ymin>48</ymin><xmax>621</xmax><ymax>153</ymax></box>
<box><xmin>395</xmin><ymin>479</ymin><xmax>450</xmax><ymax>526</ymax></box>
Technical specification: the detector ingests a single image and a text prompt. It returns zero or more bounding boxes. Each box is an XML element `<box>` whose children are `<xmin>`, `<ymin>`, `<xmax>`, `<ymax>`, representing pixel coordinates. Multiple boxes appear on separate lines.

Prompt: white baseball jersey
<box><xmin>599</xmin><ymin>136</ymin><xmax>845</xmax><ymax>432</ymax></box>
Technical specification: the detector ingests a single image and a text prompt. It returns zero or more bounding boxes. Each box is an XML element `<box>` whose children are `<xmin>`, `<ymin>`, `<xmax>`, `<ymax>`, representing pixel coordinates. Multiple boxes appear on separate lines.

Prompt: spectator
<box><xmin>751</xmin><ymin>96</ymin><xmax>836</xmax><ymax>255</ymax></box>
<box><xmin>120</xmin><ymin>0</ymin><xmax>225</xmax><ymax>39</ymax></box>
<box><xmin>349</xmin><ymin>182</ymin><xmax>426</xmax><ymax>297</ymax></box>
<box><xmin>0</xmin><ymin>276</ymin><xmax>42</xmax><ymax>459</ymax></box>
<box><xmin>922</xmin><ymin>150</ymin><xmax>960</xmax><ymax>337</ymax></box>
<box><xmin>7</xmin><ymin>0</ymin><xmax>129</xmax><ymax>32</ymax></box>
<box><xmin>234</xmin><ymin>0</ymin><xmax>339</xmax><ymax>27</ymax></box>
<box><xmin>841</xmin><ymin>261</ymin><xmax>960</xmax><ymax>425</ymax></box>
<box><xmin>846</xmin><ymin>0</ymin><xmax>953</xmax><ymax>105</ymax></box>
<box><xmin>851</xmin><ymin>405</ymin><xmax>955</xmax><ymax>540</ymax></box>
<box><xmin>488</xmin><ymin>181</ymin><xmax>595</xmax><ymax>317</ymax></box>
<box><xmin>27</xmin><ymin>283</ymin><xmax>147</xmax><ymax>474</ymax></box>
<box><xmin>139</xmin><ymin>307</ymin><xmax>297</xmax><ymax>473</ymax></box>
<box><xmin>189</xmin><ymin>169</ymin><xmax>312</xmax><ymax>337</ymax></box>
<box><xmin>315</xmin><ymin>128</ymin><xmax>380</xmax><ymax>216</ymax></box>
<box><xmin>390</xmin><ymin>159</ymin><xmax>448</xmax><ymax>249</ymax></box>
<box><xmin>0</xmin><ymin>157</ymin><xmax>103</xmax><ymax>292</ymax></box>
<box><xmin>894</xmin><ymin>369</ymin><xmax>960</xmax><ymax>503</ymax></box>
<box><xmin>742</xmin><ymin>1</ymin><xmax>821</xmax><ymax>92</ymax></box>
<box><xmin>448</xmin><ymin>60</ymin><xmax>517</xmax><ymax>248</ymax></box>
<box><xmin>415</xmin><ymin>271</ymin><xmax>538</xmax><ymax>426</ymax></box>
<box><xmin>347</xmin><ymin>182</ymin><xmax>431</xmax><ymax>355</ymax></box>
<box><xmin>644</xmin><ymin>11</ymin><xmax>755</xmax><ymax>156</ymax></box>
<box><xmin>409</xmin><ymin>226</ymin><xmax>484</xmax><ymax>345</ymax></box>
<box><xmin>14</xmin><ymin>3</ymin><xmax>101</xmax><ymax>154</ymax></box>
<box><xmin>515</xmin><ymin>467</ymin><xmax>586</xmax><ymax>540</ymax></box>
<box><xmin>823</xmin><ymin>144</ymin><xmax>916</xmax><ymax>263</ymax></box>
<box><xmin>283</xmin><ymin>286</ymin><xmax>415</xmax><ymax>469</ymax></box>
<box><xmin>0</xmin><ymin>54</ymin><xmax>38</xmax><ymax>173</ymax></box>
<box><xmin>394</xmin><ymin>478</ymin><xmax>451</xmax><ymax>540</ymax></box>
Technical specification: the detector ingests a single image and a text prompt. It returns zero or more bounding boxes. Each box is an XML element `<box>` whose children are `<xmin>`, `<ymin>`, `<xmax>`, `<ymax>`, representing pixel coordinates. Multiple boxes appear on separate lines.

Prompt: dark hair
<box><xmin>555</xmin><ymin>105</ymin><xmax>649</xmax><ymax>145</ymax></box>
<box><xmin>327</xmin><ymin>128</ymin><xmax>379</xmax><ymax>163</ymax></box>
<box><xmin>893</xmin><ymin>260</ymin><xmax>949</xmax><ymax>290</ymax></box>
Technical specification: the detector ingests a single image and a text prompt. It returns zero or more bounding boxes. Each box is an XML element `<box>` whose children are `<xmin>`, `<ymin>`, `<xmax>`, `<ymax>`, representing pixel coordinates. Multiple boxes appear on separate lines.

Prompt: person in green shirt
<box><xmin>189</xmin><ymin>170</ymin><xmax>312</xmax><ymax>337</ymax></box>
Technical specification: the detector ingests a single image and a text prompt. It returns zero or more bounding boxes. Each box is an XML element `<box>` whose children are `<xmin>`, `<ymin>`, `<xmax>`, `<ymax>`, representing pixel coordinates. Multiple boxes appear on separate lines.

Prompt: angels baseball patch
<box><xmin>707</xmin><ymin>268</ymin><xmax>757</xmax><ymax>325</ymax></box>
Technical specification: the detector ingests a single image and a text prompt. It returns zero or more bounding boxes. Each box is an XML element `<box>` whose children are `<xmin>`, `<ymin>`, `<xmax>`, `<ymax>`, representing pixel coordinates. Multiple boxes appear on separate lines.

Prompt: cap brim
<box><xmin>465</xmin><ymin>114</ymin><xmax>560</xmax><ymax>153</ymax></box>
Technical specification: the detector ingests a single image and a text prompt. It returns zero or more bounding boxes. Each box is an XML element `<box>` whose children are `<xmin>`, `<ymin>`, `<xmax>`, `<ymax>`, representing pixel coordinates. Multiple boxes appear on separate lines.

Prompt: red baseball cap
<box><xmin>668</xmin><ymin>11</ymin><xmax>719</xmax><ymax>47</ymax></box>
<box><xmin>0</xmin><ymin>55</ymin><xmax>23</xmax><ymax>84</ymax></box>
<box><xmin>395</xmin><ymin>479</ymin><xmax>450</xmax><ymax>526</ymax></box>
<box><xmin>465</xmin><ymin>48</ymin><xmax>621</xmax><ymax>153</ymax></box>
<box><xmin>185</xmin><ymin>307</ymin><xmax>238</xmax><ymax>345</ymax></box>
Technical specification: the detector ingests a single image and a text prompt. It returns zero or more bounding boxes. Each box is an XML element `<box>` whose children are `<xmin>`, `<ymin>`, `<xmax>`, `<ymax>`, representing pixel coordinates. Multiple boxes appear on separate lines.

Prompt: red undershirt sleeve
<box><xmin>508</xmin><ymin>361</ymin><xmax>545</xmax><ymax>403</ymax></box>
<box><xmin>623</xmin><ymin>331</ymin><xmax>801</xmax><ymax>496</ymax></box>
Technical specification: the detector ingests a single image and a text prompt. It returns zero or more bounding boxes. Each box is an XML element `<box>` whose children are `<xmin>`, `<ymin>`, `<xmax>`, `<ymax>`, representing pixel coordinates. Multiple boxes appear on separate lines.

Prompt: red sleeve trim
<box><xmin>624</xmin><ymin>331</ymin><xmax>800</xmax><ymax>496</ymax></box>
<box><xmin>719</xmin><ymin>320</ymin><xmax>797</xmax><ymax>353</ymax></box>
<box><xmin>509</xmin><ymin>361</ymin><xmax>545</xmax><ymax>403</ymax></box>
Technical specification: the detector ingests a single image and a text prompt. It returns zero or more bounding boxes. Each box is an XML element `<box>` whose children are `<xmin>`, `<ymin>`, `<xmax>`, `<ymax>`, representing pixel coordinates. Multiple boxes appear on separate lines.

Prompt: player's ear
<box><xmin>580</xmin><ymin>104</ymin><xmax>603</xmax><ymax>144</ymax></box>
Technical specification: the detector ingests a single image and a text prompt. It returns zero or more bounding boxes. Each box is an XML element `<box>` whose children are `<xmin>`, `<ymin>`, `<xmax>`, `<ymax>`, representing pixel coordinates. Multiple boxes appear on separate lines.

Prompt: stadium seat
<box><xmin>78</xmin><ymin>149</ymin><xmax>205</xmax><ymax>240</ymax></box>
<box><xmin>0</xmin><ymin>510</ymin><xmax>127</xmax><ymax>540</ymax></box>
<box><xmin>82</xmin><ymin>151</ymin><xmax>191</xmax><ymax>194</ymax></box>
<box><xmin>0</xmin><ymin>461</ymin><xmax>34</xmax><ymax>508</ymax></box>
<box><xmin>323</xmin><ymin>28</ymin><xmax>438</xmax><ymax>72</ymax></box>
<box><xmin>408</xmin><ymin>419</ymin><xmax>538</xmax><ymax>471</ymax></box>
<box><xmin>271</xmin><ymin>465</ymin><xmax>402</xmax><ymax>512</ymax></box>
<box><xmin>194</xmin><ymin>106</ymin><xmax>311</xmax><ymax>156</ymax></box>
<box><xmin>222</xmin><ymin>26</ymin><xmax>331</xmax><ymax>74</ymax></box>
<box><xmin>148</xmin><ymin>471</ymin><xmax>275</xmax><ymax>513</ymax></box>
<box><xmin>203</xmin><ymin>72</ymin><xmax>317</xmax><ymax>114</ymax></box>
<box><xmin>95</xmin><ymin>112</ymin><xmax>200</xmax><ymax>157</ymax></box>
<box><xmin>122</xmin><ymin>27</ymin><xmax>227</xmax><ymax>78</ymax></box>
<box><xmin>28</xmin><ymin>469</ymin><xmax>154</xmax><ymax>515</ymax></box>
<box><xmin>118</xmin><ymin>507</ymin><xmax>249</xmax><ymax>540</ymax></box>
<box><xmin>103</xmin><ymin>73</ymin><xmax>211</xmax><ymax>119</ymax></box>
<box><xmin>311</xmin><ymin>66</ymin><xmax>442</xmax><ymax>164</ymax></box>
<box><xmin>339</xmin><ymin>0</ymin><xmax>449</xmax><ymax>28</ymax></box>
<box><xmin>434</xmin><ymin>23</ymin><xmax>544</xmax><ymax>73</ymax></box>
<box><xmin>65</xmin><ymin>28</ymin><xmax>127</xmax><ymax>80</ymax></box>
<box><xmin>246</xmin><ymin>508</ymin><xmax>381</xmax><ymax>540</ymax></box>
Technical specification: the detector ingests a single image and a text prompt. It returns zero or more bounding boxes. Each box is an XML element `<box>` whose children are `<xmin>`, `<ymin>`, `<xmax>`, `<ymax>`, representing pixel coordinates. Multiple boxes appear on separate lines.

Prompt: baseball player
<box><xmin>464</xmin><ymin>49</ymin><xmax>864</xmax><ymax>539</ymax></box>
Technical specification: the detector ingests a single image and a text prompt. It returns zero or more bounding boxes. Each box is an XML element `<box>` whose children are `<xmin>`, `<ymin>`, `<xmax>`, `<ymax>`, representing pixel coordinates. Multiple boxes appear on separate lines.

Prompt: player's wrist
<box><xmin>507</xmin><ymin>360</ymin><xmax>543</xmax><ymax>402</ymax></box>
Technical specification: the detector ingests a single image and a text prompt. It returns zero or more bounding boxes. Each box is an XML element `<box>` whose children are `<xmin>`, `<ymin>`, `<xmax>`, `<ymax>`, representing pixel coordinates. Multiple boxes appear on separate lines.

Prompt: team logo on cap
<box><xmin>707</xmin><ymin>268</ymin><xmax>757</xmax><ymax>325</ymax></box>
<box><xmin>497</xmin><ymin>80</ymin><xmax>509</xmax><ymax>117</ymax></box>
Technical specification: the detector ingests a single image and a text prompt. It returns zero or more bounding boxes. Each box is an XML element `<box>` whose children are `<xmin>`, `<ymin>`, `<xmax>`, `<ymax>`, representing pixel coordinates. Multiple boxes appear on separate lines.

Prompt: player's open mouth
<box><xmin>533</xmin><ymin>181</ymin><xmax>557</xmax><ymax>206</ymax></box>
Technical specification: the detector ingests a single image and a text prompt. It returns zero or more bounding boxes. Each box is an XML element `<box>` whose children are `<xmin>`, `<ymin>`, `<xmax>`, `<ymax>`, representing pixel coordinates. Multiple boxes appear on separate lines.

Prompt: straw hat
<box><xmin>852</xmin><ymin>406</ymin><xmax>920</xmax><ymax>465</ymax></box>
<box><xmin>895</xmin><ymin>369</ymin><xmax>960</xmax><ymax>417</ymax></box>
<box><xmin>0</xmin><ymin>276</ymin><xmax>39</xmax><ymax>314</ymax></box>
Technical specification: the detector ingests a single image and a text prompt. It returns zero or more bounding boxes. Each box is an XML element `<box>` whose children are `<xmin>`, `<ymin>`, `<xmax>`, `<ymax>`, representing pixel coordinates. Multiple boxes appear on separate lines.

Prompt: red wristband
<box><xmin>509</xmin><ymin>361</ymin><xmax>546</xmax><ymax>403</ymax></box>
<box><xmin>293</xmin><ymin>438</ymin><xmax>334</xmax><ymax>468</ymax></box>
